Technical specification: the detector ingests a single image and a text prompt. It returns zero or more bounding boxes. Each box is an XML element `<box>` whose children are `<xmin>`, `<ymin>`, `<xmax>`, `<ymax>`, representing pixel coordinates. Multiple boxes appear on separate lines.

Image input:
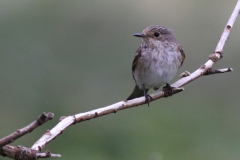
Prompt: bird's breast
<box><xmin>133</xmin><ymin>45</ymin><xmax>182</xmax><ymax>89</ymax></box>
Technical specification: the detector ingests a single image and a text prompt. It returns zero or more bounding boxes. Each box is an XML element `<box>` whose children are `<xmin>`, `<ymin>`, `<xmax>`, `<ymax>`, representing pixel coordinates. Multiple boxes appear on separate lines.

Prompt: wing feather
<box><xmin>178</xmin><ymin>44</ymin><xmax>185</xmax><ymax>68</ymax></box>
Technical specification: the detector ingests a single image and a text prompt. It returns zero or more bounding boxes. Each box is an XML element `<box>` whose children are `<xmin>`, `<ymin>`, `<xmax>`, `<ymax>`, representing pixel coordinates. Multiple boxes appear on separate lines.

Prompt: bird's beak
<box><xmin>133</xmin><ymin>33</ymin><xmax>145</xmax><ymax>38</ymax></box>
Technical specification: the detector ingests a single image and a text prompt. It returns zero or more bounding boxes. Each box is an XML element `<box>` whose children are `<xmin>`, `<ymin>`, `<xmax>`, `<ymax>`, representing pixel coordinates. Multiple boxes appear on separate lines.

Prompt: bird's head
<box><xmin>134</xmin><ymin>25</ymin><xmax>177</xmax><ymax>47</ymax></box>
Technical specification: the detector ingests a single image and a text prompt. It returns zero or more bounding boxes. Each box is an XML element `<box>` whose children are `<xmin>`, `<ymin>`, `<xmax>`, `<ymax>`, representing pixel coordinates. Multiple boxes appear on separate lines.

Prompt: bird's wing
<box><xmin>178</xmin><ymin>44</ymin><xmax>185</xmax><ymax>68</ymax></box>
<box><xmin>132</xmin><ymin>46</ymin><xmax>142</xmax><ymax>75</ymax></box>
<box><xmin>127</xmin><ymin>46</ymin><xmax>149</xmax><ymax>100</ymax></box>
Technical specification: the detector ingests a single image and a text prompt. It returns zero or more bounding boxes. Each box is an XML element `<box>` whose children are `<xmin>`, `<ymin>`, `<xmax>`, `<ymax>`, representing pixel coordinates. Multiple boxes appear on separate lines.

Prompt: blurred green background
<box><xmin>0</xmin><ymin>1</ymin><xmax>240</xmax><ymax>160</ymax></box>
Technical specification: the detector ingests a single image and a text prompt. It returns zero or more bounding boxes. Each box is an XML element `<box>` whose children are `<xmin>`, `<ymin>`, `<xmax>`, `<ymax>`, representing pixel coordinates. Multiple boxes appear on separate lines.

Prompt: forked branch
<box><xmin>0</xmin><ymin>1</ymin><xmax>239</xmax><ymax>159</ymax></box>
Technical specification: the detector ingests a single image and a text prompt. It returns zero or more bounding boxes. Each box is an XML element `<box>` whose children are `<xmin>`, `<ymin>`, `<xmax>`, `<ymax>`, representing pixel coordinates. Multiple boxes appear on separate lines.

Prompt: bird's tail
<box><xmin>127</xmin><ymin>85</ymin><xmax>149</xmax><ymax>100</ymax></box>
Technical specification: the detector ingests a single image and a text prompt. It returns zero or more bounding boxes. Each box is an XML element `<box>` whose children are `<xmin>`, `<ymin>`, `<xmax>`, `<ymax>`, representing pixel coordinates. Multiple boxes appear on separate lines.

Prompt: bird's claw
<box><xmin>163</xmin><ymin>83</ymin><xmax>174</xmax><ymax>97</ymax></box>
<box><xmin>144</xmin><ymin>93</ymin><xmax>153</xmax><ymax>107</ymax></box>
<box><xmin>142</xmin><ymin>84</ymin><xmax>152</xmax><ymax>106</ymax></box>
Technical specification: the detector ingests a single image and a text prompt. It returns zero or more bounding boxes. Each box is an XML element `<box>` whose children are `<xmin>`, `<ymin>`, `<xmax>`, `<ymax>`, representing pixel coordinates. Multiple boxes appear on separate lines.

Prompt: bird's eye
<box><xmin>154</xmin><ymin>32</ymin><xmax>160</xmax><ymax>37</ymax></box>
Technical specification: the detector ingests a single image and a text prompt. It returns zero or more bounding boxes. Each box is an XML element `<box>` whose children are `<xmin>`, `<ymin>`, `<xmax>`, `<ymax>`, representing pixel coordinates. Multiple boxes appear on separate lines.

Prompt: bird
<box><xmin>126</xmin><ymin>25</ymin><xmax>185</xmax><ymax>106</ymax></box>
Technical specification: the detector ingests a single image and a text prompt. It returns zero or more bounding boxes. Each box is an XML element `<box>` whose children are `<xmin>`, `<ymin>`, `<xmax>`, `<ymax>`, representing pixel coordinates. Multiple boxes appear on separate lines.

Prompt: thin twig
<box><xmin>0</xmin><ymin>113</ymin><xmax>54</xmax><ymax>148</ymax></box>
<box><xmin>36</xmin><ymin>150</ymin><xmax>61</xmax><ymax>158</ymax></box>
<box><xmin>203</xmin><ymin>68</ymin><xmax>233</xmax><ymax>75</ymax></box>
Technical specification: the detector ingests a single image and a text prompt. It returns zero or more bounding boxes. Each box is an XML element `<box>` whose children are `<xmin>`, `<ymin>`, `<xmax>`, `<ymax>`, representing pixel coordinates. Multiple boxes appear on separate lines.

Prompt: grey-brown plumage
<box><xmin>127</xmin><ymin>25</ymin><xmax>185</xmax><ymax>105</ymax></box>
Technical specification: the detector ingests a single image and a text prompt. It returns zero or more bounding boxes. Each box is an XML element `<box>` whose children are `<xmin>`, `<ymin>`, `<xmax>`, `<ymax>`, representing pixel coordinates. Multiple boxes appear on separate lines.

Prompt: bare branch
<box><xmin>0</xmin><ymin>145</ymin><xmax>60</xmax><ymax>160</ymax></box>
<box><xmin>179</xmin><ymin>68</ymin><xmax>233</xmax><ymax>78</ymax></box>
<box><xmin>0</xmin><ymin>113</ymin><xmax>54</xmax><ymax>148</ymax></box>
<box><xmin>31</xmin><ymin>116</ymin><xmax>75</xmax><ymax>151</ymax></box>
<box><xmin>203</xmin><ymin>68</ymin><xmax>233</xmax><ymax>75</ymax></box>
<box><xmin>31</xmin><ymin>0</ymin><xmax>240</xmax><ymax>153</ymax></box>
<box><xmin>1</xmin><ymin>145</ymin><xmax>37</xmax><ymax>160</ymax></box>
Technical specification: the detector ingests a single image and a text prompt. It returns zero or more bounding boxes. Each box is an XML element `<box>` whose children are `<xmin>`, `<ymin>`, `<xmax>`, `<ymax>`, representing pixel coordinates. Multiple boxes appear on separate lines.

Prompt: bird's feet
<box><xmin>163</xmin><ymin>83</ymin><xmax>174</xmax><ymax>97</ymax></box>
<box><xmin>144</xmin><ymin>93</ymin><xmax>153</xmax><ymax>107</ymax></box>
<box><xmin>142</xmin><ymin>84</ymin><xmax>152</xmax><ymax>107</ymax></box>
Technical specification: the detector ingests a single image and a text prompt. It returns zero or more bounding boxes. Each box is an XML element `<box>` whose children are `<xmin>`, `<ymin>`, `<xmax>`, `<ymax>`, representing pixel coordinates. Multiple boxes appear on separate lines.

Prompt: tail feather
<box><xmin>127</xmin><ymin>85</ymin><xmax>149</xmax><ymax>100</ymax></box>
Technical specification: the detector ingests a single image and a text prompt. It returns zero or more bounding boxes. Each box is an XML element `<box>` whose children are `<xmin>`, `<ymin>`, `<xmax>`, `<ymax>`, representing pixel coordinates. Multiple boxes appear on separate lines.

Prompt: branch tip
<box><xmin>37</xmin><ymin>112</ymin><xmax>54</xmax><ymax>125</ymax></box>
<box><xmin>175</xmin><ymin>87</ymin><xmax>184</xmax><ymax>92</ymax></box>
<box><xmin>36</xmin><ymin>150</ymin><xmax>61</xmax><ymax>158</ymax></box>
<box><xmin>204</xmin><ymin>68</ymin><xmax>233</xmax><ymax>76</ymax></box>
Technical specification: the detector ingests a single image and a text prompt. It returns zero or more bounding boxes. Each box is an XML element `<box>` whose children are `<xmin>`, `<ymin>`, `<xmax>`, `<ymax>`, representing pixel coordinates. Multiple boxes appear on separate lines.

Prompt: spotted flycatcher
<box><xmin>127</xmin><ymin>25</ymin><xmax>185</xmax><ymax>106</ymax></box>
